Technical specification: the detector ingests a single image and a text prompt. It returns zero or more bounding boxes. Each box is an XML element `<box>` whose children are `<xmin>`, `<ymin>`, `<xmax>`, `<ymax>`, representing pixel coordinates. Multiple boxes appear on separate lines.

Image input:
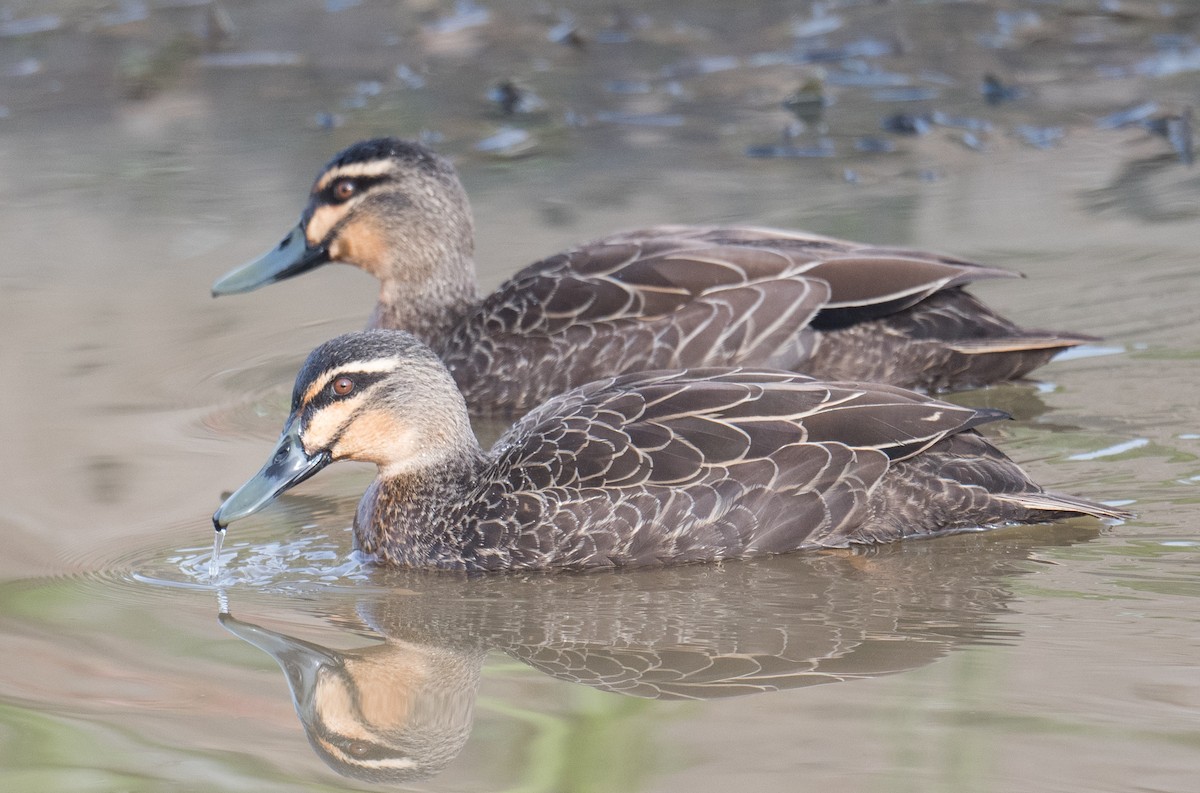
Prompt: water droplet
<box><xmin>209</xmin><ymin>529</ymin><xmax>225</xmax><ymax>580</ymax></box>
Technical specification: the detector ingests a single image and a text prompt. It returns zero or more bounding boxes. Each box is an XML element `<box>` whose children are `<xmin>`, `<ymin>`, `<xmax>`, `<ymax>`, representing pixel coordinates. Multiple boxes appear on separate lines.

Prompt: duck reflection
<box><xmin>220</xmin><ymin>523</ymin><xmax>1098</xmax><ymax>784</ymax></box>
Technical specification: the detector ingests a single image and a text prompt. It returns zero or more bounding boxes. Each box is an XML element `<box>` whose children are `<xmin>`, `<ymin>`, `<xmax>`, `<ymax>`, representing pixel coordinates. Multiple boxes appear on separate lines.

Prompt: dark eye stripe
<box><xmin>318</xmin><ymin>174</ymin><xmax>389</xmax><ymax>205</ymax></box>
<box><xmin>295</xmin><ymin>370</ymin><xmax>389</xmax><ymax>413</ymax></box>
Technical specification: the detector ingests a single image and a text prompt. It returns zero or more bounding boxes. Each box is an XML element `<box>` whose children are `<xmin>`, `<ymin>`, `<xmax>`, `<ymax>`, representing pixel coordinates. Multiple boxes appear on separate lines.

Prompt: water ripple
<box><xmin>131</xmin><ymin>532</ymin><xmax>376</xmax><ymax>592</ymax></box>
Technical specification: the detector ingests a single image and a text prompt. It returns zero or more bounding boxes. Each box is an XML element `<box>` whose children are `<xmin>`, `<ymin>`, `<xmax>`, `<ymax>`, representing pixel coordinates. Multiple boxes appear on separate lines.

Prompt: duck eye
<box><xmin>331</xmin><ymin>178</ymin><xmax>357</xmax><ymax>202</ymax></box>
<box><xmin>331</xmin><ymin>376</ymin><xmax>355</xmax><ymax>397</ymax></box>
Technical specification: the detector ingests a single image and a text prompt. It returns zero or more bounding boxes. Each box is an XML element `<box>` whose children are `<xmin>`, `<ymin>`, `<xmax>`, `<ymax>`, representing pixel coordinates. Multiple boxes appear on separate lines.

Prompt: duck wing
<box><xmin>463</xmin><ymin>369</ymin><xmax>1005</xmax><ymax>569</ymax></box>
<box><xmin>451</xmin><ymin>228</ymin><xmax>1027</xmax><ymax>412</ymax></box>
<box><xmin>476</xmin><ymin>235</ymin><xmax>831</xmax><ymax>362</ymax></box>
<box><xmin>607</xmin><ymin>228</ymin><xmax>1094</xmax><ymax>391</ymax></box>
<box><xmin>597</xmin><ymin>225</ymin><xmax>1019</xmax><ymax>327</ymax></box>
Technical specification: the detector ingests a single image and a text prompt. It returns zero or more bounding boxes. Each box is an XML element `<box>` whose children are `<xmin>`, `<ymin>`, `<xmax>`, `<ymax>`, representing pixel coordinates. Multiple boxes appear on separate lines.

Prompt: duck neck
<box><xmin>354</xmin><ymin>444</ymin><xmax>488</xmax><ymax>569</ymax></box>
<box><xmin>368</xmin><ymin>215</ymin><xmax>480</xmax><ymax>354</ymax></box>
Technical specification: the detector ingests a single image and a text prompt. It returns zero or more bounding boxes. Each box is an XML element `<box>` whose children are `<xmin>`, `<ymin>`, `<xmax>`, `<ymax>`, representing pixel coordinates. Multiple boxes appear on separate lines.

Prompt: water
<box><xmin>208</xmin><ymin>529</ymin><xmax>224</xmax><ymax>580</ymax></box>
<box><xmin>2</xmin><ymin>1</ymin><xmax>1199</xmax><ymax>791</ymax></box>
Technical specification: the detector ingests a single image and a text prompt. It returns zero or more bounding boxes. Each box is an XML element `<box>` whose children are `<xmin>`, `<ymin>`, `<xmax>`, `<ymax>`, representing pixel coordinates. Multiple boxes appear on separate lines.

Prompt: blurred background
<box><xmin>1</xmin><ymin>1</ymin><xmax>1198</xmax><ymax>791</ymax></box>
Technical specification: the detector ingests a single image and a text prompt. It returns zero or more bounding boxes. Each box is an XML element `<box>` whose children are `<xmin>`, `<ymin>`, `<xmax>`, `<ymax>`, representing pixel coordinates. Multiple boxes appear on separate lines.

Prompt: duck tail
<box><xmin>946</xmin><ymin>331</ymin><xmax>1098</xmax><ymax>356</ymax></box>
<box><xmin>1005</xmin><ymin>491</ymin><xmax>1132</xmax><ymax>521</ymax></box>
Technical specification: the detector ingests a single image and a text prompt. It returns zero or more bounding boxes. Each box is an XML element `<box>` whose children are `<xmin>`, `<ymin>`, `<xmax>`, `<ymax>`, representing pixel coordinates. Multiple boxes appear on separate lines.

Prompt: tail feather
<box><xmin>948</xmin><ymin>333</ymin><xmax>1099</xmax><ymax>355</ymax></box>
<box><xmin>1005</xmin><ymin>491</ymin><xmax>1131</xmax><ymax>521</ymax></box>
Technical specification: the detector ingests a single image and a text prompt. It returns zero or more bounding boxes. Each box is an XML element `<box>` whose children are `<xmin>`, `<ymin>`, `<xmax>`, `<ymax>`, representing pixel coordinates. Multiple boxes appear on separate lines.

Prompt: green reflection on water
<box><xmin>479</xmin><ymin>687</ymin><xmax>659</xmax><ymax>793</ymax></box>
<box><xmin>0</xmin><ymin>701</ymin><xmax>354</xmax><ymax>793</ymax></box>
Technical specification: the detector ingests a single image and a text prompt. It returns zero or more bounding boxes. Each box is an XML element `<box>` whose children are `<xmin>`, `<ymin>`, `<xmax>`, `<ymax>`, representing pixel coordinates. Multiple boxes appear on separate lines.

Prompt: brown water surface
<box><xmin>2</xmin><ymin>1</ymin><xmax>1198</xmax><ymax>791</ymax></box>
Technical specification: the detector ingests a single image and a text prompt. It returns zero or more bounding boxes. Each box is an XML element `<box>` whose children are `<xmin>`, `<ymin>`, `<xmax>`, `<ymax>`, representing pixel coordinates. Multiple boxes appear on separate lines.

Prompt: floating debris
<box><xmin>594</xmin><ymin>111</ymin><xmax>685</xmax><ymax>127</ymax></box>
<box><xmin>475</xmin><ymin>126</ymin><xmax>535</xmax><ymax>157</ymax></box>
<box><xmin>5</xmin><ymin>58</ymin><xmax>42</xmax><ymax>77</ymax></box>
<box><xmin>979</xmin><ymin>9</ymin><xmax>1042</xmax><ymax>49</ymax></box>
<box><xmin>355</xmin><ymin>80</ymin><xmax>382</xmax><ymax>97</ymax></box>
<box><xmin>1097</xmin><ymin>101</ymin><xmax>1160</xmax><ymax>129</ymax></box>
<box><xmin>872</xmin><ymin>86</ymin><xmax>939</xmax><ymax>102</ymax></box>
<box><xmin>1068</xmin><ymin>438</ymin><xmax>1150</xmax><ymax>461</ymax></box>
<box><xmin>826</xmin><ymin>67</ymin><xmax>911</xmax><ymax>88</ymax></box>
<box><xmin>783</xmin><ymin>78</ymin><xmax>827</xmax><ymax>121</ymax></box>
<box><xmin>548</xmin><ymin>19</ymin><xmax>586</xmax><ymax>49</ymax></box>
<box><xmin>313</xmin><ymin>112</ymin><xmax>344</xmax><ymax>130</ymax></box>
<box><xmin>96</xmin><ymin>1</ymin><xmax>150</xmax><ymax>29</ymax></box>
<box><xmin>488</xmin><ymin>80</ymin><xmax>545</xmax><ymax>115</ymax></box>
<box><xmin>854</xmin><ymin>137</ymin><xmax>895</xmax><ymax>153</ymax></box>
<box><xmin>792</xmin><ymin>9</ymin><xmax>843</xmax><ymax>38</ymax></box>
<box><xmin>794</xmin><ymin>37</ymin><xmax>893</xmax><ymax>64</ymax></box>
<box><xmin>343</xmin><ymin>81</ymin><xmax>383</xmax><ymax>110</ymax></box>
<box><xmin>1152</xmin><ymin>33</ymin><xmax>1193</xmax><ymax>50</ymax></box>
<box><xmin>563</xmin><ymin>109</ymin><xmax>589</xmax><ymax>127</ymax></box>
<box><xmin>197</xmin><ymin>51</ymin><xmax>305</xmax><ymax>68</ymax></box>
<box><xmin>1015</xmin><ymin>124</ymin><xmax>1065</xmax><ymax>149</ymax></box>
<box><xmin>782</xmin><ymin>120</ymin><xmax>806</xmax><ymax>140</ymax></box>
<box><xmin>325</xmin><ymin>0</ymin><xmax>361</xmax><ymax>11</ymax></box>
<box><xmin>0</xmin><ymin>14</ymin><xmax>63</xmax><ymax>37</ymax></box>
<box><xmin>153</xmin><ymin>0</ymin><xmax>214</xmax><ymax>8</ymax></box>
<box><xmin>1144</xmin><ymin>109</ymin><xmax>1194</xmax><ymax>165</ymax></box>
<box><xmin>918</xmin><ymin>70</ymin><xmax>958</xmax><ymax>87</ymax></box>
<box><xmin>981</xmin><ymin>73</ymin><xmax>1024</xmax><ymax>105</ymax></box>
<box><xmin>1133</xmin><ymin>46</ymin><xmax>1200</xmax><ymax>77</ymax></box>
<box><xmin>417</xmin><ymin>129</ymin><xmax>445</xmax><ymax>147</ymax></box>
<box><xmin>603</xmin><ymin>79</ymin><xmax>652</xmax><ymax>95</ymax></box>
<box><xmin>746</xmin><ymin>140</ymin><xmax>836</xmax><ymax>158</ymax></box>
<box><xmin>881</xmin><ymin>113</ymin><xmax>932</xmax><ymax>135</ymax></box>
<box><xmin>745</xmin><ymin>51</ymin><xmax>791</xmax><ymax>68</ymax></box>
<box><xmin>426</xmin><ymin>0</ymin><xmax>491</xmax><ymax>34</ymax></box>
<box><xmin>394</xmin><ymin>64</ymin><xmax>426</xmax><ymax>89</ymax></box>
<box><xmin>206</xmin><ymin>1</ymin><xmax>236</xmax><ymax>47</ymax></box>
<box><xmin>593</xmin><ymin>29</ymin><xmax>632</xmax><ymax>44</ymax></box>
<box><xmin>696</xmin><ymin>56</ymin><xmax>739</xmax><ymax>74</ymax></box>
<box><xmin>930</xmin><ymin>111</ymin><xmax>992</xmax><ymax>132</ymax></box>
<box><xmin>662</xmin><ymin>55</ymin><xmax>740</xmax><ymax>79</ymax></box>
<box><xmin>960</xmin><ymin>131</ymin><xmax>987</xmax><ymax>152</ymax></box>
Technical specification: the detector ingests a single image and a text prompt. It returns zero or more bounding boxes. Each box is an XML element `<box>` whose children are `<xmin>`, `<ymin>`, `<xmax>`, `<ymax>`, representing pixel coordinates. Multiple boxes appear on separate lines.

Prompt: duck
<box><xmin>211</xmin><ymin>137</ymin><xmax>1096</xmax><ymax>419</ymax></box>
<box><xmin>212</xmin><ymin>330</ymin><xmax>1124</xmax><ymax>572</ymax></box>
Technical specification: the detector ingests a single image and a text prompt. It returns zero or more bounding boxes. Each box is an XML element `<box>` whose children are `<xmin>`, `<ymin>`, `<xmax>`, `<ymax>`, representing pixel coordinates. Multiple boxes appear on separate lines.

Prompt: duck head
<box><xmin>220</xmin><ymin>609</ymin><xmax>480</xmax><ymax>783</ymax></box>
<box><xmin>211</xmin><ymin>139</ymin><xmax>477</xmax><ymax>336</ymax></box>
<box><xmin>213</xmin><ymin>331</ymin><xmax>478</xmax><ymax>530</ymax></box>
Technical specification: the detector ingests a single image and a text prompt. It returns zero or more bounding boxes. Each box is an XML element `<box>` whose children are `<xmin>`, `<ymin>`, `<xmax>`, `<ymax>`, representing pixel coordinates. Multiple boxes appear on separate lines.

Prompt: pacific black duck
<box><xmin>211</xmin><ymin>138</ymin><xmax>1096</xmax><ymax>418</ymax></box>
<box><xmin>212</xmin><ymin>330</ymin><xmax>1123</xmax><ymax>572</ymax></box>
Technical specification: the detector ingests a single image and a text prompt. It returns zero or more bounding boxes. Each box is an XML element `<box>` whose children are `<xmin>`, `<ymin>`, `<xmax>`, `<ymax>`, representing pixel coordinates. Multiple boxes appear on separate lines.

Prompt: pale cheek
<box><xmin>330</xmin><ymin>219</ymin><xmax>389</xmax><ymax>278</ymax></box>
<box><xmin>352</xmin><ymin>659</ymin><xmax>425</xmax><ymax>727</ymax></box>
<box><xmin>311</xmin><ymin>674</ymin><xmax>391</xmax><ymax>744</ymax></box>
<box><xmin>306</xmin><ymin>205</ymin><xmax>344</xmax><ymax>246</ymax></box>
<box><xmin>303</xmin><ymin>406</ymin><xmax>353</xmax><ymax>453</ymax></box>
<box><xmin>333</xmin><ymin>416</ymin><xmax>416</xmax><ymax>468</ymax></box>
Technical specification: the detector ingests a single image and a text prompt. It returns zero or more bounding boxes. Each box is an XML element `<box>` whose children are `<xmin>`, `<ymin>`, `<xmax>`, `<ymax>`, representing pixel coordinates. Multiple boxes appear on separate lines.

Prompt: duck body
<box><xmin>213</xmin><ymin>331</ymin><xmax>1123</xmax><ymax>573</ymax></box>
<box><xmin>213</xmin><ymin>138</ymin><xmax>1096</xmax><ymax>418</ymax></box>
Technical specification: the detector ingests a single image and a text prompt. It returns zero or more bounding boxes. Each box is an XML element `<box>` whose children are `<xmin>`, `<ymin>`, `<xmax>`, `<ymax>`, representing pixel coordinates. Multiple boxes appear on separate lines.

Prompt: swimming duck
<box><xmin>212</xmin><ymin>330</ymin><xmax>1122</xmax><ymax>572</ymax></box>
<box><xmin>211</xmin><ymin>138</ymin><xmax>1095</xmax><ymax>418</ymax></box>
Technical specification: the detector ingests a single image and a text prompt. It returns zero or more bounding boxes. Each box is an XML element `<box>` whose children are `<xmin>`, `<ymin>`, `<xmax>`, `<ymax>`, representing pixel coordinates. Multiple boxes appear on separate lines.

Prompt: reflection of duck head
<box><xmin>219</xmin><ymin>523</ymin><xmax>1100</xmax><ymax>783</ymax></box>
<box><xmin>220</xmin><ymin>612</ymin><xmax>483</xmax><ymax>783</ymax></box>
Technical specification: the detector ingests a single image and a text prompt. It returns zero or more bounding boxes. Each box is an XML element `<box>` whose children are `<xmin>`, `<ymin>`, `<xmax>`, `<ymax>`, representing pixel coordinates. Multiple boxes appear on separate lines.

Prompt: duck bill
<box><xmin>219</xmin><ymin>612</ymin><xmax>342</xmax><ymax>692</ymax></box>
<box><xmin>212</xmin><ymin>419</ymin><xmax>331</xmax><ymax>529</ymax></box>
<box><xmin>211</xmin><ymin>224</ymin><xmax>329</xmax><ymax>296</ymax></box>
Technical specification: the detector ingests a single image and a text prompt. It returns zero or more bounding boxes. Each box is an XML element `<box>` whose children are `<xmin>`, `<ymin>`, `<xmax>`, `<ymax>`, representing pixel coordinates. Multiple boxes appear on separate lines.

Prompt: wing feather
<box><xmin>490</xmin><ymin>368</ymin><xmax>1005</xmax><ymax>490</ymax></box>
